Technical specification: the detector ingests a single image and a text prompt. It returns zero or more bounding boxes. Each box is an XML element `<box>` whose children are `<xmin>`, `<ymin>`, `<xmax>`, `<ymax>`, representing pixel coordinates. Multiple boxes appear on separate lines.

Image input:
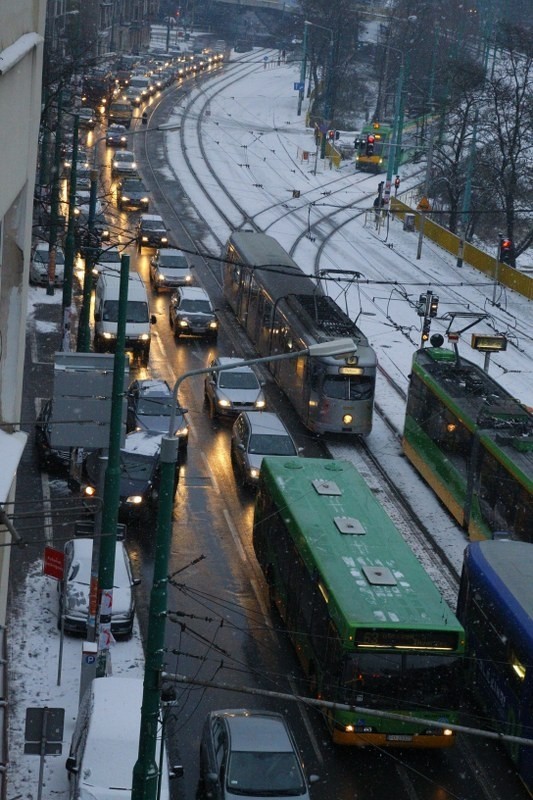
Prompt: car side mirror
<box><xmin>132</xmin><ymin>577</ymin><xmax>141</xmax><ymax>587</ymax></box>
<box><xmin>298</xmin><ymin>446</ymin><xmax>304</xmax><ymax>454</ymax></box>
<box><xmin>94</xmin><ymin>312</ymin><xmax>101</xmax><ymax>322</ymax></box>
<box><xmin>65</xmin><ymin>756</ymin><xmax>78</xmax><ymax>774</ymax></box>
<box><xmin>238</xmin><ymin>443</ymin><xmax>245</xmax><ymax>451</ymax></box>
<box><xmin>150</xmin><ymin>314</ymin><xmax>157</xmax><ymax>325</ymax></box>
<box><xmin>309</xmin><ymin>774</ymin><xmax>320</xmax><ymax>784</ymax></box>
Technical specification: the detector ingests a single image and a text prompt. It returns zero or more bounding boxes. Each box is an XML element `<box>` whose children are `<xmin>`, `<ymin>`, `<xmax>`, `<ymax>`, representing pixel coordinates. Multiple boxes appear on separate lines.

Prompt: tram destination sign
<box><xmin>471</xmin><ymin>333</ymin><xmax>507</xmax><ymax>352</ymax></box>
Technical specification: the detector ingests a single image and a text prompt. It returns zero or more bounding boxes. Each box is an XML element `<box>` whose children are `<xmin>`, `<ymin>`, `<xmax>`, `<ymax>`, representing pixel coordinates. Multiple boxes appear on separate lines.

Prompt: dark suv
<box><xmin>136</xmin><ymin>214</ymin><xmax>168</xmax><ymax>250</ymax></box>
<box><xmin>168</xmin><ymin>286</ymin><xmax>218</xmax><ymax>341</ymax></box>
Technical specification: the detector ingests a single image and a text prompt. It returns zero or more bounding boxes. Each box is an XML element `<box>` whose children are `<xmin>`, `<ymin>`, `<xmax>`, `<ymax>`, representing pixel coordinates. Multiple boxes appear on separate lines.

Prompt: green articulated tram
<box><xmin>253</xmin><ymin>457</ymin><xmax>465</xmax><ymax>748</ymax></box>
<box><xmin>402</xmin><ymin>345</ymin><xmax>533</xmax><ymax>542</ymax></box>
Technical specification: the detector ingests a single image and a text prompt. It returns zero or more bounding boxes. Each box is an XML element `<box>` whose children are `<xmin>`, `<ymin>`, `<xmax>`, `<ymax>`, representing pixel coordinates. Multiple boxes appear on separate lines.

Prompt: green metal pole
<box><xmin>131</xmin><ymin>435</ymin><xmax>178</xmax><ymax>800</ymax></box>
<box><xmin>382</xmin><ymin>61</ymin><xmax>404</xmax><ymax>206</ymax></box>
<box><xmin>47</xmin><ymin>93</ymin><xmax>63</xmax><ymax>296</ymax></box>
<box><xmin>393</xmin><ymin>52</ymin><xmax>409</xmax><ymax>175</ymax></box>
<box><xmin>297</xmin><ymin>22</ymin><xmax>309</xmax><ymax>117</ymax></box>
<box><xmin>77</xmin><ymin>171</ymin><xmax>99</xmax><ymax>352</ymax></box>
<box><xmin>95</xmin><ymin>254</ymin><xmax>130</xmax><ymax>678</ymax></box>
<box><xmin>39</xmin><ymin>87</ymin><xmax>50</xmax><ymax>190</ymax></box>
<box><xmin>320</xmin><ymin>35</ymin><xmax>334</xmax><ymax>159</ymax></box>
<box><xmin>62</xmin><ymin>114</ymin><xmax>79</xmax><ymax>351</ymax></box>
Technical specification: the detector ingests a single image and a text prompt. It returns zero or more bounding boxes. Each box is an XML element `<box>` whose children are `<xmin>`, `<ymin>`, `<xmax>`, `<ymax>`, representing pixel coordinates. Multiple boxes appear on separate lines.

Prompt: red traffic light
<box><xmin>499</xmin><ymin>236</ymin><xmax>513</xmax><ymax>265</ymax></box>
<box><xmin>366</xmin><ymin>134</ymin><xmax>375</xmax><ymax>156</ymax></box>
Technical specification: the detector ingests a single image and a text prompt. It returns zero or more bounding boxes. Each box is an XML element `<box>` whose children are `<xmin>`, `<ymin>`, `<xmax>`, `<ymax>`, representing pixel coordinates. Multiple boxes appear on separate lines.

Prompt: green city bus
<box><xmin>253</xmin><ymin>457</ymin><xmax>465</xmax><ymax>748</ymax></box>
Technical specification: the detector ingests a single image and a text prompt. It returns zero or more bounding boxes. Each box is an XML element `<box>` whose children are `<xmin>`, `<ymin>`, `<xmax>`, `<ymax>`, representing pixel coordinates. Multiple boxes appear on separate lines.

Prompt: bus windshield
<box><xmin>341</xmin><ymin>652</ymin><xmax>463</xmax><ymax>708</ymax></box>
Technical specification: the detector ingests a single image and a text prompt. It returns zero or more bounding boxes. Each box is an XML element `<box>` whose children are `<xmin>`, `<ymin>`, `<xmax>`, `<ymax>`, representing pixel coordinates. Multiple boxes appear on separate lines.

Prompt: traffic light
<box><xmin>394</xmin><ymin>175</ymin><xmax>401</xmax><ymax>190</ymax></box>
<box><xmin>416</xmin><ymin>293</ymin><xmax>427</xmax><ymax>316</ymax></box>
<box><xmin>328</xmin><ymin>130</ymin><xmax>340</xmax><ymax>140</ymax></box>
<box><xmin>421</xmin><ymin>318</ymin><xmax>431</xmax><ymax>342</ymax></box>
<box><xmin>354</xmin><ymin>138</ymin><xmax>363</xmax><ymax>150</ymax></box>
<box><xmin>366</xmin><ymin>135</ymin><xmax>375</xmax><ymax>156</ymax></box>
<box><xmin>429</xmin><ymin>295</ymin><xmax>439</xmax><ymax>317</ymax></box>
<box><xmin>498</xmin><ymin>236</ymin><xmax>513</xmax><ymax>265</ymax></box>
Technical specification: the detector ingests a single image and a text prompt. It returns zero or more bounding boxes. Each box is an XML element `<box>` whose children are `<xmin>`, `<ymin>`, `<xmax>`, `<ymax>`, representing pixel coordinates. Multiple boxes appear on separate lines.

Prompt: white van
<box><xmin>94</xmin><ymin>271</ymin><xmax>155</xmax><ymax>366</ymax></box>
<box><xmin>66</xmin><ymin>677</ymin><xmax>182</xmax><ymax>800</ymax></box>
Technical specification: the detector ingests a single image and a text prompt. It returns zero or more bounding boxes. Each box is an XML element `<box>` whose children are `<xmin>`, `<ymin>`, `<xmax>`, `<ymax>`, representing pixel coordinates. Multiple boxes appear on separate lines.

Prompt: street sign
<box><xmin>417</xmin><ymin>196</ymin><xmax>431</xmax><ymax>211</ymax></box>
<box><xmin>24</xmin><ymin>707</ymin><xmax>65</xmax><ymax>755</ymax></box>
<box><xmin>263</xmin><ymin>55</ymin><xmax>269</xmax><ymax>61</ymax></box>
<box><xmin>293</xmin><ymin>82</ymin><xmax>304</xmax><ymax>91</ymax></box>
<box><xmin>43</xmin><ymin>546</ymin><xmax>64</xmax><ymax>581</ymax></box>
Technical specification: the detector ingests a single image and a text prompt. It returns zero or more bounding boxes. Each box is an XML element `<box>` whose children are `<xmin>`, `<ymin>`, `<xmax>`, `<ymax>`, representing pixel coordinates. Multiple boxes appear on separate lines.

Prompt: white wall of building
<box><xmin>0</xmin><ymin>1</ymin><xmax>46</xmax><ymax>624</ymax></box>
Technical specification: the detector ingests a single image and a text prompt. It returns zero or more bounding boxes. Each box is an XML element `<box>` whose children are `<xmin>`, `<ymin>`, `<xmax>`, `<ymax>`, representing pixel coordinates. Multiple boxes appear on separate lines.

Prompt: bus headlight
<box><xmin>342</xmin><ymin>414</ymin><xmax>353</xmax><ymax>425</ymax></box>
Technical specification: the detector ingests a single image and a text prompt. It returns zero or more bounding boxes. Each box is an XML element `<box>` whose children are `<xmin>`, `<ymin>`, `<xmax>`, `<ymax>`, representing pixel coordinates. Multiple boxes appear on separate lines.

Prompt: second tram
<box><xmin>223</xmin><ymin>231</ymin><xmax>377</xmax><ymax>436</ymax></box>
<box><xmin>402</xmin><ymin>344</ymin><xmax>533</xmax><ymax>542</ymax></box>
<box><xmin>253</xmin><ymin>456</ymin><xmax>466</xmax><ymax>747</ymax></box>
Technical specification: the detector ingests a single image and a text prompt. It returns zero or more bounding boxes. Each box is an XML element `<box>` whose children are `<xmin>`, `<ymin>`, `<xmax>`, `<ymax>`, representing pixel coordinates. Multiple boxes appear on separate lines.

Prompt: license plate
<box><xmin>386</xmin><ymin>734</ymin><xmax>413</xmax><ymax>742</ymax></box>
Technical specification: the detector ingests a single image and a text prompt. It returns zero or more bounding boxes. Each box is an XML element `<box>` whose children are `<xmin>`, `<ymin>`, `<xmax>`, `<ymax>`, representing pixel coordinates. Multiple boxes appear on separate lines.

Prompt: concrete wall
<box><xmin>0</xmin><ymin>1</ymin><xmax>46</xmax><ymax>626</ymax></box>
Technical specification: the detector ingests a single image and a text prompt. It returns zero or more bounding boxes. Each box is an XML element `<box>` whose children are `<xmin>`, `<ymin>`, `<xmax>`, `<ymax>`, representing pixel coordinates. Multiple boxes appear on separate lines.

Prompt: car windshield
<box><xmin>219</xmin><ymin>372</ymin><xmax>259</xmax><ymax>390</ymax></box>
<box><xmin>103</xmin><ymin>300</ymin><xmax>148</xmax><ymax>323</ymax></box>
<box><xmin>116</xmin><ymin>153</ymin><xmax>134</xmax><ymax>162</ymax></box>
<box><xmin>99</xmin><ymin>251</ymin><xmax>122</xmax><ymax>263</ymax></box>
<box><xmin>120</xmin><ymin>451</ymin><xmax>155</xmax><ymax>480</ymax></box>
<box><xmin>226</xmin><ymin>751</ymin><xmax>305</xmax><ymax>796</ymax></box>
<box><xmin>180</xmin><ymin>300</ymin><xmax>211</xmax><ymax>314</ymax></box>
<box><xmin>158</xmin><ymin>255</ymin><xmax>187</xmax><ymax>269</ymax></box>
<box><xmin>37</xmin><ymin>250</ymin><xmax>65</xmax><ymax>265</ymax></box>
<box><xmin>143</xmin><ymin>220</ymin><xmax>164</xmax><ymax>231</ymax></box>
<box><xmin>137</xmin><ymin>398</ymin><xmax>172</xmax><ymax>416</ymax></box>
<box><xmin>248</xmin><ymin>434</ymin><xmax>296</xmax><ymax>456</ymax></box>
<box><xmin>123</xmin><ymin>180</ymin><xmax>145</xmax><ymax>192</ymax></box>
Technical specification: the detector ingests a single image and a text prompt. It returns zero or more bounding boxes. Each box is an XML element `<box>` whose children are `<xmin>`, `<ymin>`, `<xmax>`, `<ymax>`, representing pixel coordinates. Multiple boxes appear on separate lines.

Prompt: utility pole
<box><xmin>382</xmin><ymin>60</ymin><xmax>404</xmax><ymax>207</ymax></box>
<box><xmin>95</xmin><ymin>254</ymin><xmax>130</xmax><ymax>677</ymax></box>
<box><xmin>62</xmin><ymin>114</ymin><xmax>79</xmax><ymax>352</ymax></box>
<box><xmin>47</xmin><ymin>92</ymin><xmax>63</xmax><ymax>296</ymax></box>
<box><xmin>456</xmin><ymin>110</ymin><xmax>478</xmax><ymax>268</ymax></box>
<box><xmin>296</xmin><ymin>22</ymin><xmax>309</xmax><ymax>117</ymax></box>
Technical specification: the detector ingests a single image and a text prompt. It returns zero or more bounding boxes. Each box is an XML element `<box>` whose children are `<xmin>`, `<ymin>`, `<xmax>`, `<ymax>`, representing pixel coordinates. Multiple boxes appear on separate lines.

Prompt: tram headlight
<box><xmin>443</xmin><ymin>728</ymin><xmax>453</xmax><ymax>737</ymax></box>
<box><xmin>342</xmin><ymin>414</ymin><xmax>353</xmax><ymax>425</ymax></box>
<box><xmin>345</xmin><ymin>724</ymin><xmax>355</xmax><ymax>732</ymax></box>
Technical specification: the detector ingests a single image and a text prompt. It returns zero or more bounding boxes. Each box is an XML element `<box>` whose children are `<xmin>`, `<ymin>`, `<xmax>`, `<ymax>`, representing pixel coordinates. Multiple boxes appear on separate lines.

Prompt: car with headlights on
<box><xmin>111</xmin><ymin>149</ymin><xmax>138</xmax><ymax>179</ymax></box>
<box><xmin>204</xmin><ymin>357</ymin><xmax>265</xmax><ymax>420</ymax></box>
<box><xmin>200</xmin><ymin>709</ymin><xmax>316</xmax><ymax>800</ymax></box>
<box><xmin>78</xmin><ymin>106</ymin><xmax>96</xmax><ymax>129</ymax></box>
<box><xmin>30</xmin><ymin>242</ymin><xmax>65</xmax><ymax>286</ymax></box>
<box><xmin>106</xmin><ymin>123</ymin><xmax>128</xmax><ymax>147</ymax></box>
<box><xmin>168</xmin><ymin>286</ymin><xmax>218</xmax><ymax>341</ymax></box>
<box><xmin>118</xmin><ymin>177</ymin><xmax>150</xmax><ymax>211</ymax></box>
<box><xmin>82</xmin><ymin>431</ymin><xmax>174</xmax><ymax>522</ymax></box>
<box><xmin>149</xmin><ymin>249</ymin><xmax>192</xmax><ymax>292</ymax></box>
<box><xmin>136</xmin><ymin>214</ymin><xmax>168</xmax><ymax>250</ymax></box>
<box><xmin>58</xmin><ymin>537</ymin><xmax>139</xmax><ymax>638</ymax></box>
<box><xmin>231</xmin><ymin>411</ymin><xmax>301</xmax><ymax>487</ymax></box>
<box><xmin>126</xmin><ymin>378</ymin><xmax>188</xmax><ymax>450</ymax></box>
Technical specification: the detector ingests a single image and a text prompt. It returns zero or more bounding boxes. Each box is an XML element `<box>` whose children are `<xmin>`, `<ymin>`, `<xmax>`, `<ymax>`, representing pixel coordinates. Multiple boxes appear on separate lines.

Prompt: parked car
<box><xmin>231</xmin><ymin>411</ymin><xmax>300</xmax><ymax>486</ymax></box>
<box><xmin>82</xmin><ymin>431</ymin><xmax>172</xmax><ymax>522</ymax></box>
<box><xmin>78</xmin><ymin>106</ymin><xmax>96</xmax><ymax>129</ymax></box>
<box><xmin>168</xmin><ymin>286</ymin><xmax>218</xmax><ymax>341</ymax></box>
<box><xmin>106</xmin><ymin>123</ymin><xmax>128</xmax><ymax>147</ymax></box>
<box><xmin>111</xmin><ymin>150</ymin><xmax>138</xmax><ymax>178</ymax></box>
<box><xmin>126</xmin><ymin>378</ymin><xmax>189</xmax><ymax>450</ymax></box>
<box><xmin>35</xmin><ymin>398</ymin><xmax>71</xmax><ymax>472</ymax></box>
<box><xmin>58</xmin><ymin>538</ymin><xmax>139</xmax><ymax>638</ymax></box>
<box><xmin>149</xmin><ymin>249</ymin><xmax>192</xmax><ymax>292</ymax></box>
<box><xmin>200</xmin><ymin>709</ymin><xmax>315</xmax><ymax>800</ymax></box>
<box><xmin>136</xmin><ymin>214</ymin><xmax>168</xmax><ymax>249</ymax></box>
<box><xmin>118</xmin><ymin>177</ymin><xmax>150</xmax><ymax>211</ymax></box>
<box><xmin>30</xmin><ymin>242</ymin><xmax>65</xmax><ymax>286</ymax></box>
<box><xmin>204</xmin><ymin>357</ymin><xmax>265</xmax><ymax>419</ymax></box>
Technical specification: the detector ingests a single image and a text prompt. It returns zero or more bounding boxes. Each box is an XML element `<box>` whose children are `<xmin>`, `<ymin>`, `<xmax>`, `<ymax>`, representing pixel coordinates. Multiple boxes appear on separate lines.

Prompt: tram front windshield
<box><xmin>323</xmin><ymin>374</ymin><xmax>374</xmax><ymax>401</ymax></box>
<box><xmin>340</xmin><ymin>652</ymin><xmax>463</xmax><ymax>709</ymax></box>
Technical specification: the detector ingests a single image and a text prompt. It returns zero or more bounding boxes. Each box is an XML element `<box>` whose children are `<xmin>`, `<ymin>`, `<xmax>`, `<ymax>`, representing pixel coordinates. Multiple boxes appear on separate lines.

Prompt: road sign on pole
<box><xmin>43</xmin><ymin>546</ymin><xmax>65</xmax><ymax>581</ymax></box>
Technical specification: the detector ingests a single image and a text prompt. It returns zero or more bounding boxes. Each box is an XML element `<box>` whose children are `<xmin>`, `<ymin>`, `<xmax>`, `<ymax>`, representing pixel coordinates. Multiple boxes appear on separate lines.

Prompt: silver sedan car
<box><xmin>204</xmin><ymin>357</ymin><xmax>265</xmax><ymax>419</ymax></box>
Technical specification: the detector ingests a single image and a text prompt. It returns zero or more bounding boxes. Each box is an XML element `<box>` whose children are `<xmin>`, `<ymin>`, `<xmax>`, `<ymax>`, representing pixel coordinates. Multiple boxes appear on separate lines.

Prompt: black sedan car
<box><xmin>126</xmin><ymin>379</ymin><xmax>189</xmax><ymax>450</ymax></box>
<box><xmin>136</xmin><ymin>214</ymin><xmax>168</xmax><ymax>250</ymax></box>
<box><xmin>105</xmin><ymin>124</ymin><xmax>128</xmax><ymax>147</ymax></box>
<box><xmin>82</xmin><ymin>431</ymin><xmax>175</xmax><ymax>522</ymax></box>
<box><xmin>117</xmin><ymin>178</ymin><xmax>150</xmax><ymax>211</ymax></box>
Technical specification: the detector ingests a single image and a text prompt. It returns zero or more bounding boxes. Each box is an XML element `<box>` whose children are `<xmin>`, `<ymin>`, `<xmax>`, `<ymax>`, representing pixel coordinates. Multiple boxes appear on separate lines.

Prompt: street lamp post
<box><xmin>131</xmin><ymin>338</ymin><xmax>357</xmax><ymax>800</ymax></box>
